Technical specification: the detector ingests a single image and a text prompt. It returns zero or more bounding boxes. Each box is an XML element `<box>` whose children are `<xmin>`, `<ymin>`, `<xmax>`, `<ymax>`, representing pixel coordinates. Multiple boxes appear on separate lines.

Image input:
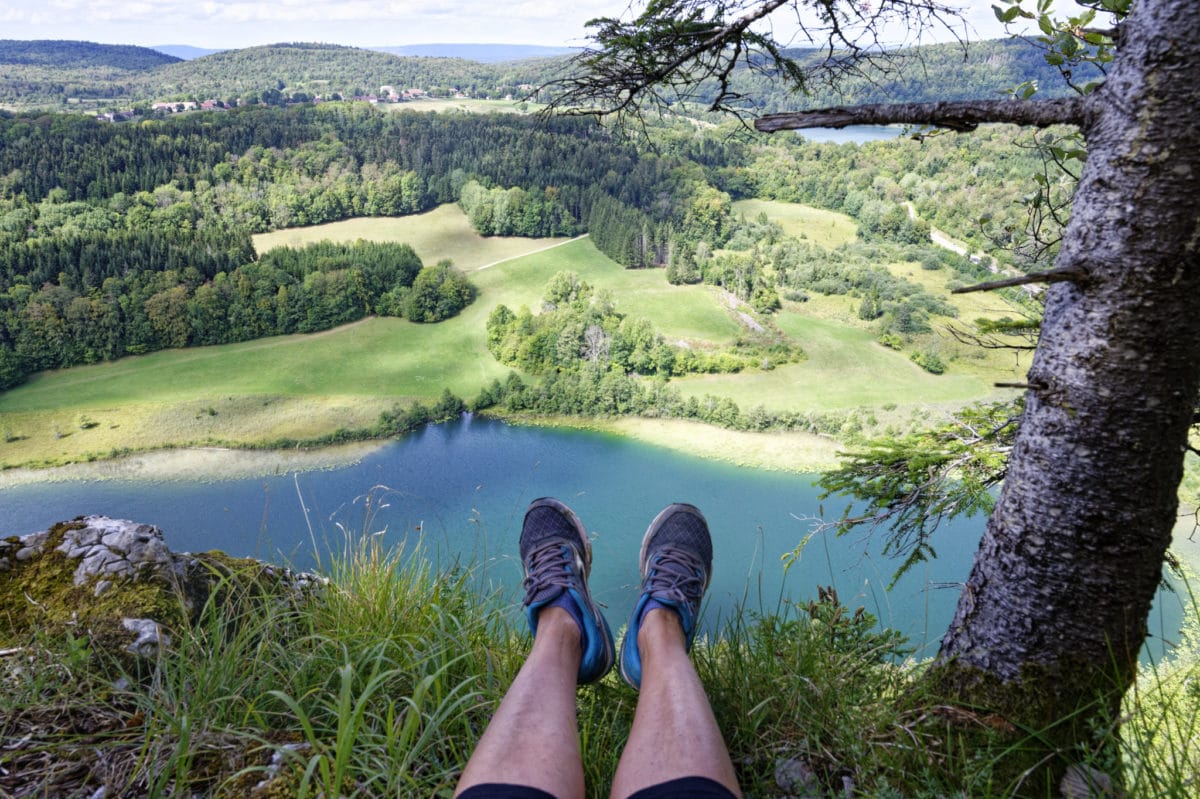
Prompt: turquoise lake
<box><xmin>2</xmin><ymin>416</ymin><xmax>1190</xmax><ymax>659</ymax></box>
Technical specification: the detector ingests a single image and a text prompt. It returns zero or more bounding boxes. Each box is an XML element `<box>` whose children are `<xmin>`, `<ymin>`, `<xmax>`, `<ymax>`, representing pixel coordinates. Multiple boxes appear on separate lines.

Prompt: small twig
<box><xmin>0</xmin><ymin>647</ymin><xmax>23</xmax><ymax>657</ymax></box>
<box><xmin>952</xmin><ymin>266</ymin><xmax>1089</xmax><ymax>294</ymax></box>
<box><xmin>22</xmin><ymin>591</ymin><xmax>47</xmax><ymax>612</ymax></box>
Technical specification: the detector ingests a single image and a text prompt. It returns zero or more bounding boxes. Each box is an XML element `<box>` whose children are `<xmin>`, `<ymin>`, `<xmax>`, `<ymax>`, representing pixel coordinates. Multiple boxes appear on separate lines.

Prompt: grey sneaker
<box><xmin>520</xmin><ymin>497</ymin><xmax>615</xmax><ymax>684</ymax></box>
<box><xmin>618</xmin><ymin>503</ymin><xmax>713</xmax><ymax>689</ymax></box>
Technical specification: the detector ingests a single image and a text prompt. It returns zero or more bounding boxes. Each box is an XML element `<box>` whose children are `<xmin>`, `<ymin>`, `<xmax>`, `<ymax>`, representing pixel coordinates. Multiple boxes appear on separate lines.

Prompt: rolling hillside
<box><xmin>0</xmin><ymin>37</ymin><xmax>1095</xmax><ymax>111</ymax></box>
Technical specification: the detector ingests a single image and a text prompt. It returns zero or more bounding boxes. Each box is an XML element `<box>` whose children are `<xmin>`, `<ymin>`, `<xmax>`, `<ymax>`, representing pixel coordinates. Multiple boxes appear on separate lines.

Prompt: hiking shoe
<box><xmin>520</xmin><ymin>497</ymin><xmax>615</xmax><ymax>684</ymax></box>
<box><xmin>619</xmin><ymin>503</ymin><xmax>713</xmax><ymax>689</ymax></box>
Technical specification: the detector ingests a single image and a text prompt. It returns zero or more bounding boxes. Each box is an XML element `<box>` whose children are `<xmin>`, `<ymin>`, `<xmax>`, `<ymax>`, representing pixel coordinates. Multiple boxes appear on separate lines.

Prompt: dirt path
<box><xmin>930</xmin><ymin>228</ymin><xmax>969</xmax><ymax>257</ymax></box>
<box><xmin>473</xmin><ymin>234</ymin><xmax>589</xmax><ymax>271</ymax></box>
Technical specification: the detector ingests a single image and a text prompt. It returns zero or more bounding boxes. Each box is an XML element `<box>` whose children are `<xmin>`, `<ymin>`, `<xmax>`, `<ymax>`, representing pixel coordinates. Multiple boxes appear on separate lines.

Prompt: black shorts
<box><xmin>457</xmin><ymin>775</ymin><xmax>738</xmax><ymax>799</ymax></box>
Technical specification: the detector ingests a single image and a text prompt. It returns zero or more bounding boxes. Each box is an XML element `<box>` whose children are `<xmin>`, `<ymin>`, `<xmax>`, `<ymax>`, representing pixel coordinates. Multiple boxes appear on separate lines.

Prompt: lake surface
<box><xmin>2</xmin><ymin>416</ymin><xmax>1189</xmax><ymax>659</ymax></box>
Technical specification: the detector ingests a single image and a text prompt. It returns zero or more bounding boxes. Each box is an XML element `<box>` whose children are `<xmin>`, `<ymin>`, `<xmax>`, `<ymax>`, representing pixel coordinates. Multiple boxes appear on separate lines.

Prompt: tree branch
<box><xmin>754</xmin><ymin>96</ymin><xmax>1090</xmax><ymax>133</ymax></box>
<box><xmin>634</xmin><ymin>0</ymin><xmax>794</xmax><ymax>92</ymax></box>
<box><xmin>945</xmin><ymin>323</ymin><xmax>1038</xmax><ymax>352</ymax></box>
<box><xmin>539</xmin><ymin>0</ymin><xmax>968</xmax><ymax>124</ymax></box>
<box><xmin>951</xmin><ymin>266</ymin><xmax>1088</xmax><ymax>294</ymax></box>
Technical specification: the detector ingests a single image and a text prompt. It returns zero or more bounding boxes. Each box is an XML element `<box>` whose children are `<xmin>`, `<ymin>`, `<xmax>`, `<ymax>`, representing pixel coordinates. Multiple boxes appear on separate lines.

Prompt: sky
<box><xmin>0</xmin><ymin>1</ymin><xmax>1037</xmax><ymax>50</ymax></box>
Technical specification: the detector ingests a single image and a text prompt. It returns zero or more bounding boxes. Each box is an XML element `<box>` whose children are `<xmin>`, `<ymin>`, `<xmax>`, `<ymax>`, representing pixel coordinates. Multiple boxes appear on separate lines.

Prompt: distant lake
<box><xmin>797</xmin><ymin>126</ymin><xmax>904</xmax><ymax>145</ymax></box>
<box><xmin>2</xmin><ymin>417</ymin><xmax>1189</xmax><ymax>659</ymax></box>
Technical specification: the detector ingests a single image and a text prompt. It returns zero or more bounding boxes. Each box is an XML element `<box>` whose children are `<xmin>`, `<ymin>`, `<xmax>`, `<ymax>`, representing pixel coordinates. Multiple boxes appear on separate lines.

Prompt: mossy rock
<box><xmin>0</xmin><ymin>516</ymin><xmax>322</xmax><ymax>671</ymax></box>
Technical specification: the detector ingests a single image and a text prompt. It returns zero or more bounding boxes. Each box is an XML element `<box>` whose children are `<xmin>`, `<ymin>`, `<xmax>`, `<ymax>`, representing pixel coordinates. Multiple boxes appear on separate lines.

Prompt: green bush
<box><xmin>878</xmin><ymin>333</ymin><xmax>904</xmax><ymax>350</ymax></box>
<box><xmin>910</xmin><ymin>349</ymin><xmax>946</xmax><ymax>374</ymax></box>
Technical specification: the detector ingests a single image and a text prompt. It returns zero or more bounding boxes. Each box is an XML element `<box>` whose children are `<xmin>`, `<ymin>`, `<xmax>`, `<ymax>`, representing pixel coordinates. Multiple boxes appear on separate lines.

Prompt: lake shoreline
<box><xmin>0</xmin><ymin>412</ymin><xmax>844</xmax><ymax>486</ymax></box>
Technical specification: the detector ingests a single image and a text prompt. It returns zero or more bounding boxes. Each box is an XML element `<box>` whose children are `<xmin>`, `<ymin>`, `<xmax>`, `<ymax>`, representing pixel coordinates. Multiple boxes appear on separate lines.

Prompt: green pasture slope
<box><xmin>673</xmin><ymin>313</ymin><xmax>994</xmax><ymax>413</ymax></box>
<box><xmin>0</xmin><ymin>202</ymin><xmax>1016</xmax><ymax>468</ymax></box>
<box><xmin>731</xmin><ymin>199</ymin><xmax>858</xmax><ymax>249</ymax></box>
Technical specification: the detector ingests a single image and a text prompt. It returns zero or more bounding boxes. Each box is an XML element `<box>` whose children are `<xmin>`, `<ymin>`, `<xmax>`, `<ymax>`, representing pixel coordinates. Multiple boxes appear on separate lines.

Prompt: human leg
<box><xmin>454</xmin><ymin>498</ymin><xmax>615</xmax><ymax>799</ymax></box>
<box><xmin>611</xmin><ymin>610</ymin><xmax>740</xmax><ymax>798</ymax></box>
<box><xmin>455</xmin><ymin>607</ymin><xmax>586</xmax><ymax>799</ymax></box>
<box><xmin>611</xmin><ymin>505</ymin><xmax>741</xmax><ymax>799</ymax></box>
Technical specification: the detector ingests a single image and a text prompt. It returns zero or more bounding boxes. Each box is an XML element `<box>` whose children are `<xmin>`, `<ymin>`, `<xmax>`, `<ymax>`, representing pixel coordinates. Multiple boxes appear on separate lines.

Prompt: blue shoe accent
<box><xmin>619</xmin><ymin>503</ymin><xmax>713</xmax><ymax>690</ymax></box>
<box><xmin>520</xmin><ymin>498</ymin><xmax>615</xmax><ymax>684</ymax></box>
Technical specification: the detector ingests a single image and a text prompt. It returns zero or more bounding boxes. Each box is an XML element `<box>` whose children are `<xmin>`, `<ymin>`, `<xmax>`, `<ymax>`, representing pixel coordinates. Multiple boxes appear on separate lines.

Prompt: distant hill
<box><xmin>0</xmin><ymin>39</ymin><xmax>180</xmax><ymax>70</ymax></box>
<box><xmin>143</xmin><ymin>42</ymin><xmax>557</xmax><ymax>101</ymax></box>
<box><xmin>152</xmin><ymin>45</ymin><xmax>225</xmax><ymax>61</ymax></box>
<box><xmin>706</xmin><ymin>38</ymin><xmax>1101</xmax><ymax>113</ymax></box>
<box><xmin>371</xmin><ymin>43</ymin><xmax>578</xmax><ymax>62</ymax></box>
<box><xmin>0</xmin><ymin>38</ymin><xmax>1097</xmax><ymax>113</ymax></box>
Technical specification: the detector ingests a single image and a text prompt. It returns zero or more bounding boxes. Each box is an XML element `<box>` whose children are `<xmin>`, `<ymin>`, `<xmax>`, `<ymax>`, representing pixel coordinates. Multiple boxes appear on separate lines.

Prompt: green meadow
<box><xmin>731</xmin><ymin>198</ymin><xmax>858</xmax><ymax>249</ymax></box>
<box><xmin>0</xmin><ymin>203</ymin><xmax>1025</xmax><ymax>469</ymax></box>
<box><xmin>251</xmin><ymin>204</ymin><xmax>573</xmax><ymax>269</ymax></box>
<box><xmin>673</xmin><ymin>312</ymin><xmax>1012</xmax><ymax>413</ymax></box>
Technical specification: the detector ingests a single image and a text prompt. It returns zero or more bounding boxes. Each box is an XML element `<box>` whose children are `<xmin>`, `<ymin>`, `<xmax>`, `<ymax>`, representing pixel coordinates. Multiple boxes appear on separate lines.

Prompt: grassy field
<box><xmin>732</xmin><ymin>198</ymin><xmax>858</xmax><ymax>249</ymax></box>
<box><xmin>2</xmin><ymin>202</ymin><xmax>1025</xmax><ymax>470</ymax></box>
<box><xmin>252</xmin><ymin>205</ymin><xmax>572</xmax><ymax>268</ymax></box>
<box><xmin>0</xmin><ymin>217</ymin><xmax>743</xmax><ymax>467</ymax></box>
<box><xmin>254</xmin><ymin>209</ymin><xmax>739</xmax><ymax>344</ymax></box>
<box><xmin>740</xmin><ymin>198</ymin><xmax>1033</xmax><ymax>379</ymax></box>
<box><xmin>674</xmin><ymin>312</ymin><xmax>1011</xmax><ymax>414</ymax></box>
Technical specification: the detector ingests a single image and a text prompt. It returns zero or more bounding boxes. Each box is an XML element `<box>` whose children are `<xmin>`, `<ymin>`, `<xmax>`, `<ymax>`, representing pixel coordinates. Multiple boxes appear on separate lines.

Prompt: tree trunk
<box><xmin>932</xmin><ymin>0</ymin><xmax>1200</xmax><ymax>788</ymax></box>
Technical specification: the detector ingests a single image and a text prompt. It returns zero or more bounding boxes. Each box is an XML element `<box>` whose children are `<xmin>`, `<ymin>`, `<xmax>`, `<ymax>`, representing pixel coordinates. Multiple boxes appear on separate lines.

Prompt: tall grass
<box><xmin>3</xmin><ymin>539</ymin><xmax>1197</xmax><ymax>797</ymax></box>
<box><xmin>107</xmin><ymin>536</ymin><xmax>522</xmax><ymax>797</ymax></box>
<box><xmin>1119</xmin><ymin>575</ymin><xmax>1200</xmax><ymax>798</ymax></box>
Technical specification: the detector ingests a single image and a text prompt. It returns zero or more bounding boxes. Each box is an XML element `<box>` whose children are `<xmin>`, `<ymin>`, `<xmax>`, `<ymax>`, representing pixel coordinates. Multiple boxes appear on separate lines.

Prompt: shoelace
<box><xmin>522</xmin><ymin>540</ymin><xmax>579</xmax><ymax>604</ymax></box>
<box><xmin>644</xmin><ymin>545</ymin><xmax>705</xmax><ymax>606</ymax></box>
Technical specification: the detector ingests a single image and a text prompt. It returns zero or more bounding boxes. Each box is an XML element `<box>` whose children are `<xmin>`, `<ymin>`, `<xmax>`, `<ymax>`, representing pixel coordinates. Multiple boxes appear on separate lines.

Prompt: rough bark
<box><xmin>930</xmin><ymin>0</ymin><xmax>1200</xmax><ymax>772</ymax></box>
<box><xmin>750</xmin><ymin>0</ymin><xmax>1200</xmax><ymax>787</ymax></box>
<box><xmin>754</xmin><ymin>96</ymin><xmax>1089</xmax><ymax>132</ymax></box>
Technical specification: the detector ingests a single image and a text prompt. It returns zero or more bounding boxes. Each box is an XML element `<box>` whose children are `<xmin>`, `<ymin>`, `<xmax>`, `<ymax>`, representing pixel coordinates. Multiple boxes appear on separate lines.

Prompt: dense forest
<box><xmin>0</xmin><ymin>105</ymin><xmax>728</xmax><ymax>388</ymax></box>
<box><xmin>0</xmin><ymin>40</ymin><xmax>179</xmax><ymax>69</ymax></box>
<box><xmin>0</xmin><ymin>87</ymin><xmax>1051</xmax><ymax>393</ymax></box>
<box><xmin>712</xmin><ymin>39</ymin><xmax>1102</xmax><ymax>114</ymax></box>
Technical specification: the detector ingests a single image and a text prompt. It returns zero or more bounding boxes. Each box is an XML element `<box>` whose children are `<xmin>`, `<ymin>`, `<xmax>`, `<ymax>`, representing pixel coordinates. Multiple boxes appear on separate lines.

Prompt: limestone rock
<box><xmin>122</xmin><ymin>618</ymin><xmax>168</xmax><ymax>658</ymax></box>
<box><xmin>55</xmin><ymin>516</ymin><xmax>175</xmax><ymax>590</ymax></box>
<box><xmin>0</xmin><ymin>516</ymin><xmax>322</xmax><ymax>665</ymax></box>
<box><xmin>775</xmin><ymin>756</ymin><xmax>824</xmax><ymax>799</ymax></box>
<box><xmin>1061</xmin><ymin>764</ymin><xmax>1121</xmax><ymax>798</ymax></box>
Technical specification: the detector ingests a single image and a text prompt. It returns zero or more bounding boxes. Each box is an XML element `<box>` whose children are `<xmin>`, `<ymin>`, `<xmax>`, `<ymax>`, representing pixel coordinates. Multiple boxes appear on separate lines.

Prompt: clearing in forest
<box><xmin>252</xmin><ymin>205</ymin><xmax>571</xmax><ymax>269</ymax></box>
<box><xmin>731</xmin><ymin>199</ymin><xmax>858</xmax><ymax>249</ymax></box>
